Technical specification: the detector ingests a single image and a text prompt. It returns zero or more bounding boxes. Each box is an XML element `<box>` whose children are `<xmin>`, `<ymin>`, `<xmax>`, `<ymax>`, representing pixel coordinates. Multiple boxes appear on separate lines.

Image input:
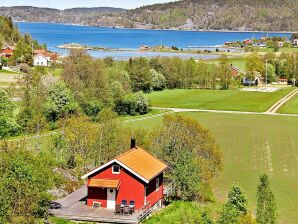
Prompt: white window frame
<box><xmin>112</xmin><ymin>165</ymin><xmax>120</xmax><ymax>174</ymax></box>
<box><xmin>156</xmin><ymin>177</ymin><xmax>159</xmax><ymax>192</ymax></box>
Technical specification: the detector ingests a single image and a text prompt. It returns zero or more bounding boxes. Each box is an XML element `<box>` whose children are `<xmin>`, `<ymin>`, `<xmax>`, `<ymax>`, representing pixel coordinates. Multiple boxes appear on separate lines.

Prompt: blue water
<box><xmin>16</xmin><ymin>22</ymin><xmax>291</xmax><ymax>59</ymax></box>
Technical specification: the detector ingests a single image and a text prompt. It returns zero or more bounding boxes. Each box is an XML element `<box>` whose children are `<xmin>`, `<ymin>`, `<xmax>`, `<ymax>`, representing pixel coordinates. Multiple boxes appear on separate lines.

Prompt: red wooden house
<box><xmin>81</xmin><ymin>141</ymin><xmax>168</xmax><ymax>211</ymax></box>
<box><xmin>230</xmin><ymin>65</ymin><xmax>240</xmax><ymax>78</ymax></box>
<box><xmin>1</xmin><ymin>46</ymin><xmax>14</xmax><ymax>58</ymax></box>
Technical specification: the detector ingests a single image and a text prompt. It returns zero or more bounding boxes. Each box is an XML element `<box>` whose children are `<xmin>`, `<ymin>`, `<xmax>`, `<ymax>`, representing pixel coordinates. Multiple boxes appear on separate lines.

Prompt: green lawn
<box><xmin>208</xmin><ymin>57</ymin><xmax>246</xmax><ymax>70</ymax></box>
<box><xmin>147</xmin><ymin>88</ymin><xmax>293</xmax><ymax>112</ymax></box>
<box><xmin>143</xmin><ymin>201</ymin><xmax>208</xmax><ymax>224</ymax></box>
<box><xmin>277</xmin><ymin>94</ymin><xmax>298</xmax><ymax>114</ymax></box>
<box><xmin>258</xmin><ymin>47</ymin><xmax>298</xmax><ymax>53</ymax></box>
<box><xmin>127</xmin><ymin>112</ymin><xmax>298</xmax><ymax>224</ymax></box>
<box><xmin>0</xmin><ymin>69</ymin><xmax>19</xmax><ymax>74</ymax></box>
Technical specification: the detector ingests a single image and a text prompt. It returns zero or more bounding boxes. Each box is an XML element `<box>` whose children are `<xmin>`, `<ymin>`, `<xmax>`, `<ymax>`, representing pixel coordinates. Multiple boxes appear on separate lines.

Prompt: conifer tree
<box><xmin>256</xmin><ymin>174</ymin><xmax>277</xmax><ymax>224</ymax></box>
<box><xmin>228</xmin><ymin>183</ymin><xmax>248</xmax><ymax>214</ymax></box>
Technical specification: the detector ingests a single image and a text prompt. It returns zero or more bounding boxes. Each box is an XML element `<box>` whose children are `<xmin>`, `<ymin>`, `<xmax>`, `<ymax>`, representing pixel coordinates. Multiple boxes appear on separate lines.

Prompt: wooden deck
<box><xmin>49</xmin><ymin>186</ymin><xmax>139</xmax><ymax>223</ymax></box>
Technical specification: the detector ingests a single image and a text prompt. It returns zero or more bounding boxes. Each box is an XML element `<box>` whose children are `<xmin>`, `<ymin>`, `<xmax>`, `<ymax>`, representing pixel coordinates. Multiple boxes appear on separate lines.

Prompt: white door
<box><xmin>107</xmin><ymin>188</ymin><xmax>116</xmax><ymax>209</ymax></box>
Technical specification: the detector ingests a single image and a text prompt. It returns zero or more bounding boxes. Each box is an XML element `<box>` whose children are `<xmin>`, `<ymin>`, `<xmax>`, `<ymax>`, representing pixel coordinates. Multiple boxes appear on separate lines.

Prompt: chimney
<box><xmin>130</xmin><ymin>138</ymin><xmax>136</xmax><ymax>149</ymax></box>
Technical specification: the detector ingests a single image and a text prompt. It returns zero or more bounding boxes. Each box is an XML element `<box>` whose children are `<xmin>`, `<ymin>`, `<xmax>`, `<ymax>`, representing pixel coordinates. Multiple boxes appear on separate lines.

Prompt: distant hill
<box><xmin>1</xmin><ymin>1</ymin><xmax>298</xmax><ymax>31</ymax></box>
<box><xmin>116</xmin><ymin>0</ymin><xmax>298</xmax><ymax>31</ymax></box>
<box><xmin>0</xmin><ymin>6</ymin><xmax>126</xmax><ymax>24</ymax></box>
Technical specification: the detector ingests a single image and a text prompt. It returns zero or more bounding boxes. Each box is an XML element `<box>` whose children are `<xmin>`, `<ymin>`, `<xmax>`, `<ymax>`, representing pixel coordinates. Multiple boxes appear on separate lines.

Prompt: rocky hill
<box><xmin>0</xmin><ymin>6</ymin><xmax>126</xmax><ymax>24</ymax></box>
<box><xmin>116</xmin><ymin>0</ymin><xmax>298</xmax><ymax>31</ymax></box>
<box><xmin>1</xmin><ymin>0</ymin><xmax>298</xmax><ymax>31</ymax></box>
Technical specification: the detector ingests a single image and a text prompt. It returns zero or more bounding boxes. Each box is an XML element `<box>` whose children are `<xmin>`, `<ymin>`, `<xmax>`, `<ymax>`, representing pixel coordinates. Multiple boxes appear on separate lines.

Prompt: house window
<box><xmin>112</xmin><ymin>165</ymin><xmax>120</xmax><ymax>174</ymax></box>
<box><xmin>156</xmin><ymin>177</ymin><xmax>160</xmax><ymax>192</ymax></box>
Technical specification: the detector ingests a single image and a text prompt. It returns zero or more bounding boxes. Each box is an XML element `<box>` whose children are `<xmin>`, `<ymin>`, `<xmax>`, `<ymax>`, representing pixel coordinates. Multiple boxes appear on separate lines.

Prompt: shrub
<box><xmin>81</xmin><ymin>100</ymin><xmax>103</xmax><ymax>118</ymax></box>
<box><xmin>44</xmin><ymin>81</ymin><xmax>79</xmax><ymax>122</ymax></box>
<box><xmin>150</xmin><ymin>69</ymin><xmax>166</xmax><ymax>91</ymax></box>
<box><xmin>135</xmin><ymin>91</ymin><xmax>149</xmax><ymax>115</ymax></box>
<box><xmin>114</xmin><ymin>91</ymin><xmax>149</xmax><ymax>116</ymax></box>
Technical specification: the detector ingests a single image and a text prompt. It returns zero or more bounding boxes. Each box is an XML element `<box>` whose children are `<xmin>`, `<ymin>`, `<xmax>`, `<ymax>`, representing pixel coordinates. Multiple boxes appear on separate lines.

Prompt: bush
<box><xmin>44</xmin><ymin>81</ymin><xmax>79</xmax><ymax>122</ymax></box>
<box><xmin>151</xmin><ymin>69</ymin><xmax>166</xmax><ymax>91</ymax></box>
<box><xmin>114</xmin><ymin>91</ymin><xmax>149</xmax><ymax>116</ymax></box>
<box><xmin>81</xmin><ymin>100</ymin><xmax>103</xmax><ymax>118</ymax></box>
<box><xmin>135</xmin><ymin>91</ymin><xmax>149</xmax><ymax>115</ymax></box>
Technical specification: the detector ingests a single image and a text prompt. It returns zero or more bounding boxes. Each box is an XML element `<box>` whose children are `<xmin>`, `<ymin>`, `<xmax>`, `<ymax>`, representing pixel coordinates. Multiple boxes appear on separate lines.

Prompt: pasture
<box><xmin>127</xmin><ymin>112</ymin><xmax>298</xmax><ymax>224</ymax></box>
<box><xmin>208</xmin><ymin>56</ymin><xmax>246</xmax><ymax>70</ymax></box>
<box><xmin>147</xmin><ymin>88</ymin><xmax>293</xmax><ymax>112</ymax></box>
<box><xmin>278</xmin><ymin>94</ymin><xmax>298</xmax><ymax>114</ymax></box>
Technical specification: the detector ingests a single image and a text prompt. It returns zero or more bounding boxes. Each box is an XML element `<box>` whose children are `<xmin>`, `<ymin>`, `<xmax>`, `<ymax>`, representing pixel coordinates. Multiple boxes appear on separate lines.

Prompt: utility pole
<box><xmin>31</xmin><ymin>42</ymin><xmax>34</xmax><ymax>57</ymax></box>
<box><xmin>294</xmin><ymin>55</ymin><xmax>297</xmax><ymax>87</ymax></box>
<box><xmin>265</xmin><ymin>59</ymin><xmax>268</xmax><ymax>85</ymax></box>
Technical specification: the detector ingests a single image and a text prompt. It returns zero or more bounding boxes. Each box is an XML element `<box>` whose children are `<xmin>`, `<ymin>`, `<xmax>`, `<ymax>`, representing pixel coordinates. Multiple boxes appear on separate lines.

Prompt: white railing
<box><xmin>138</xmin><ymin>201</ymin><xmax>152</xmax><ymax>220</ymax></box>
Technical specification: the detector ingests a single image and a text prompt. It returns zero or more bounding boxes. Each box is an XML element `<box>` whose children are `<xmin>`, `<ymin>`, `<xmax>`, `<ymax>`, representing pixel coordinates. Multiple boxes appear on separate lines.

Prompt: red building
<box><xmin>230</xmin><ymin>65</ymin><xmax>240</xmax><ymax>78</ymax></box>
<box><xmin>243</xmin><ymin>39</ymin><xmax>253</xmax><ymax>45</ymax></box>
<box><xmin>1</xmin><ymin>46</ymin><xmax>14</xmax><ymax>58</ymax></box>
<box><xmin>81</xmin><ymin>141</ymin><xmax>168</xmax><ymax>210</ymax></box>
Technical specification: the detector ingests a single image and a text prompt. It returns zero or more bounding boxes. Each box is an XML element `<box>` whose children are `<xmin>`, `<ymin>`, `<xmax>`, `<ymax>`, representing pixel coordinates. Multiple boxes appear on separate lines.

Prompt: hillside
<box><xmin>0</xmin><ymin>6</ymin><xmax>126</xmax><ymax>25</ymax></box>
<box><xmin>0</xmin><ymin>0</ymin><xmax>298</xmax><ymax>31</ymax></box>
<box><xmin>121</xmin><ymin>0</ymin><xmax>298</xmax><ymax>31</ymax></box>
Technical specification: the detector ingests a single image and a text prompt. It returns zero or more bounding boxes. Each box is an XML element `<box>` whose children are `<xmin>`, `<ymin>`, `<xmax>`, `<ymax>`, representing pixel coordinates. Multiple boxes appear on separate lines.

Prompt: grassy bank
<box><xmin>143</xmin><ymin>201</ymin><xmax>211</xmax><ymax>224</ymax></box>
<box><xmin>147</xmin><ymin>88</ymin><xmax>293</xmax><ymax>112</ymax></box>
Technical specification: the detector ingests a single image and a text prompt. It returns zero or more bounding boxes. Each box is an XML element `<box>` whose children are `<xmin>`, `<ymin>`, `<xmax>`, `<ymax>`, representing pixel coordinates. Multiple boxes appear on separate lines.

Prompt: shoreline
<box><xmin>15</xmin><ymin>21</ymin><xmax>294</xmax><ymax>34</ymax></box>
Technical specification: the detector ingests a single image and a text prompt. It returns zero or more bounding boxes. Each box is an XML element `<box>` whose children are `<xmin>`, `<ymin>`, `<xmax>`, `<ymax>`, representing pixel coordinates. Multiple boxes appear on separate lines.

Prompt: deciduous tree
<box><xmin>148</xmin><ymin>114</ymin><xmax>222</xmax><ymax>200</ymax></box>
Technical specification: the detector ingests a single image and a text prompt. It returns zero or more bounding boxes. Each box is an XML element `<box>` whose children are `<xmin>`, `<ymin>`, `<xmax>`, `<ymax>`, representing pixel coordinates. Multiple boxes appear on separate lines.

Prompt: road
<box><xmin>265</xmin><ymin>88</ymin><xmax>298</xmax><ymax>114</ymax></box>
<box><xmin>152</xmin><ymin>107</ymin><xmax>298</xmax><ymax>117</ymax></box>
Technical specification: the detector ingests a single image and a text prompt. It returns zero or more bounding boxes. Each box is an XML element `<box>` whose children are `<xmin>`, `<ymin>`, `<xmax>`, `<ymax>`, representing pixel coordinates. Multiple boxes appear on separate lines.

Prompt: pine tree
<box><xmin>228</xmin><ymin>183</ymin><xmax>248</xmax><ymax>214</ymax></box>
<box><xmin>256</xmin><ymin>174</ymin><xmax>277</xmax><ymax>224</ymax></box>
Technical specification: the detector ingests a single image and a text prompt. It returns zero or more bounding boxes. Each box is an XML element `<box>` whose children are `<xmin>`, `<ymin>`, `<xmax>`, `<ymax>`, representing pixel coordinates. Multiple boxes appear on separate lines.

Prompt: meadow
<box><xmin>278</xmin><ymin>94</ymin><xmax>298</xmax><ymax>114</ymax></box>
<box><xmin>127</xmin><ymin>112</ymin><xmax>298</xmax><ymax>224</ymax></box>
<box><xmin>147</xmin><ymin>88</ymin><xmax>293</xmax><ymax>112</ymax></box>
<box><xmin>208</xmin><ymin>56</ymin><xmax>246</xmax><ymax>70</ymax></box>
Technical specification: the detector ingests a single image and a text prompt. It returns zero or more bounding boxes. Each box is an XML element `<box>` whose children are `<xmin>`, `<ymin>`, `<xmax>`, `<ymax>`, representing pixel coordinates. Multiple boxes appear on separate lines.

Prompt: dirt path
<box><xmin>151</xmin><ymin>107</ymin><xmax>298</xmax><ymax>117</ymax></box>
<box><xmin>265</xmin><ymin>88</ymin><xmax>298</xmax><ymax>114</ymax></box>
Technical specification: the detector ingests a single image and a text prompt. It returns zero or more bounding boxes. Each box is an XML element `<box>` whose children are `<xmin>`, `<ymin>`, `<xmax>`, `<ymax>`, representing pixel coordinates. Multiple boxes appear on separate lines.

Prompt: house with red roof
<box><xmin>230</xmin><ymin>65</ymin><xmax>240</xmax><ymax>78</ymax></box>
<box><xmin>1</xmin><ymin>46</ymin><xmax>14</xmax><ymax>58</ymax></box>
<box><xmin>81</xmin><ymin>139</ymin><xmax>168</xmax><ymax>211</ymax></box>
<box><xmin>33</xmin><ymin>49</ymin><xmax>58</xmax><ymax>67</ymax></box>
<box><xmin>243</xmin><ymin>39</ymin><xmax>253</xmax><ymax>45</ymax></box>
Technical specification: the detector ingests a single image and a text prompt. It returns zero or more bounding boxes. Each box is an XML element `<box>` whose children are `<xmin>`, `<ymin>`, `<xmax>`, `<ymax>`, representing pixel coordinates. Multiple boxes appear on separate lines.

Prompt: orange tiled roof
<box><xmin>34</xmin><ymin>49</ymin><xmax>57</xmax><ymax>62</ymax></box>
<box><xmin>116</xmin><ymin>147</ymin><xmax>168</xmax><ymax>181</ymax></box>
<box><xmin>88</xmin><ymin>179</ymin><xmax>120</xmax><ymax>189</ymax></box>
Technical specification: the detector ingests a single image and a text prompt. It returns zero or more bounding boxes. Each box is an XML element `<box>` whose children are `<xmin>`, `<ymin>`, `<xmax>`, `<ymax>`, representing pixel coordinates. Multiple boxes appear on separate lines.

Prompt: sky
<box><xmin>0</xmin><ymin>0</ymin><xmax>178</xmax><ymax>10</ymax></box>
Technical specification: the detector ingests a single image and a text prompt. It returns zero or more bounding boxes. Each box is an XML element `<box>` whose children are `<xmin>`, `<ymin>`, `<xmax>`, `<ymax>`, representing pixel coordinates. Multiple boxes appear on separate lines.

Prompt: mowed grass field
<box><xmin>278</xmin><ymin>94</ymin><xmax>298</xmax><ymax>114</ymax></box>
<box><xmin>127</xmin><ymin>112</ymin><xmax>298</xmax><ymax>224</ymax></box>
<box><xmin>208</xmin><ymin>57</ymin><xmax>246</xmax><ymax>70</ymax></box>
<box><xmin>147</xmin><ymin>88</ymin><xmax>293</xmax><ymax>112</ymax></box>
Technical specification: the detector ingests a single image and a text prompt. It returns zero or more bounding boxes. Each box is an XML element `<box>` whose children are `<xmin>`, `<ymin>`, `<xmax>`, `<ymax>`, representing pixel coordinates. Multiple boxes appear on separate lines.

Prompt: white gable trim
<box><xmin>34</xmin><ymin>54</ymin><xmax>51</xmax><ymax>62</ymax></box>
<box><xmin>81</xmin><ymin>159</ymin><xmax>149</xmax><ymax>184</ymax></box>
